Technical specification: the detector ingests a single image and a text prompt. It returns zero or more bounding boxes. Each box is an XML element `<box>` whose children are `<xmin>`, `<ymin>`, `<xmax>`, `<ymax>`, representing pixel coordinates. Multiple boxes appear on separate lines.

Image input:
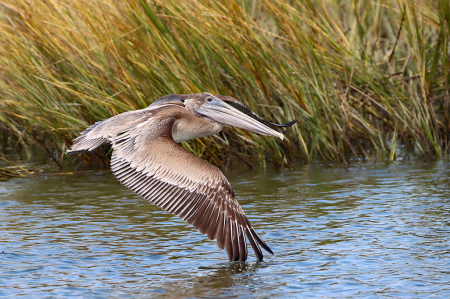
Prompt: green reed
<box><xmin>0</xmin><ymin>0</ymin><xmax>449</xmax><ymax>169</ymax></box>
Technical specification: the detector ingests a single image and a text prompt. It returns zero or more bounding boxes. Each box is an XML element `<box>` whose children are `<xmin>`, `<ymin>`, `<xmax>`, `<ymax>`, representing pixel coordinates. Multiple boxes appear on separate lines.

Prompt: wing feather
<box><xmin>66</xmin><ymin>103</ymin><xmax>184</xmax><ymax>154</ymax></box>
<box><xmin>224</xmin><ymin>219</ymin><xmax>233</xmax><ymax>260</ymax></box>
<box><xmin>239</xmin><ymin>226</ymin><xmax>247</xmax><ymax>261</ymax></box>
<box><xmin>198</xmin><ymin>202</ymin><xmax>215</xmax><ymax>234</ymax></box>
<box><xmin>215</xmin><ymin>211</ymin><xmax>226</xmax><ymax>249</ymax></box>
<box><xmin>206</xmin><ymin>206</ymin><xmax>220</xmax><ymax>240</ymax></box>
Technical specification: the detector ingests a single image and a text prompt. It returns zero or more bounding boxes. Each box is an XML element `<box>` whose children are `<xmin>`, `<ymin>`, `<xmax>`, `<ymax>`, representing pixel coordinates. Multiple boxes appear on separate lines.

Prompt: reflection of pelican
<box><xmin>67</xmin><ymin>93</ymin><xmax>297</xmax><ymax>261</ymax></box>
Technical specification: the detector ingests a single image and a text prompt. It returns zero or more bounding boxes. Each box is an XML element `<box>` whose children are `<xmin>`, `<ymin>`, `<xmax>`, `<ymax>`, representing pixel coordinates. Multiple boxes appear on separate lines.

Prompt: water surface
<box><xmin>1</xmin><ymin>162</ymin><xmax>450</xmax><ymax>298</ymax></box>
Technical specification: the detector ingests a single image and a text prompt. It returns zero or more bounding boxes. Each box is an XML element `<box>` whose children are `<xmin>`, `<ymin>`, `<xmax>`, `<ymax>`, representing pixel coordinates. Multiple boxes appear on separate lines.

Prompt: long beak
<box><xmin>194</xmin><ymin>100</ymin><xmax>296</xmax><ymax>140</ymax></box>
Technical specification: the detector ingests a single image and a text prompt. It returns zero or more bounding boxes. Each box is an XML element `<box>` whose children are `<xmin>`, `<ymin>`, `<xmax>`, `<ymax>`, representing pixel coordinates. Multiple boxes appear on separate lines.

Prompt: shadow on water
<box><xmin>1</xmin><ymin>161</ymin><xmax>450</xmax><ymax>297</ymax></box>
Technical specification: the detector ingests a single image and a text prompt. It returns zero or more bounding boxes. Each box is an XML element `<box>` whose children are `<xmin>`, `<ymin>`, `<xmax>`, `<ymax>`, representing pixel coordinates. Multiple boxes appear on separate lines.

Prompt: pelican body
<box><xmin>67</xmin><ymin>93</ymin><xmax>297</xmax><ymax>261</ymax></box>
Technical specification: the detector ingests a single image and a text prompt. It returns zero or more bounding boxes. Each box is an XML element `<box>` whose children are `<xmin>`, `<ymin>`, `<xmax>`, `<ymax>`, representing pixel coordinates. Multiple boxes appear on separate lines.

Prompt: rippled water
<box><xmin>1</xmin><ymin>162</ymin><xmax>450</xmax><ymax>298</ymax></box>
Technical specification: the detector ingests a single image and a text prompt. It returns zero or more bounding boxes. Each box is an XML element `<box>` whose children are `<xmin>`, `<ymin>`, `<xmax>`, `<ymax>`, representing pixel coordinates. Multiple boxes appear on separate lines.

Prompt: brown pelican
<box><xmin>67</xmin><ymin>93</ymin><xmax>297</xmax><ymax>261</ymax></box>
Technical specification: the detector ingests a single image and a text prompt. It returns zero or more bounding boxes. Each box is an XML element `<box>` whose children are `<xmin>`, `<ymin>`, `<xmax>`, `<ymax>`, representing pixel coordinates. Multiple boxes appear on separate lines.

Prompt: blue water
<box><xmin>1</xmin><ymin>162</ymin><xmax>450</xmax><ymax>298</ymax></box>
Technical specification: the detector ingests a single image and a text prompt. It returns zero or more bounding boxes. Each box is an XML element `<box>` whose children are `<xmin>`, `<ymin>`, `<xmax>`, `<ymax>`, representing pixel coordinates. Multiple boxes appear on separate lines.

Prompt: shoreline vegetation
<box><xmin>1</xmin><ymin>0</ymin><xmax>449</xmax><ymax>173</ymax></box>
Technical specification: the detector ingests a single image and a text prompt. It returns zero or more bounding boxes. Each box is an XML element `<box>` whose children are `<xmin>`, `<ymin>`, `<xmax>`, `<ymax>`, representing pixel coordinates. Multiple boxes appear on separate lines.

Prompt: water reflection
<box><xmin>1</xmin><ymin>162</ymin><xmax>450</xmax><ymax>297</ymax></box>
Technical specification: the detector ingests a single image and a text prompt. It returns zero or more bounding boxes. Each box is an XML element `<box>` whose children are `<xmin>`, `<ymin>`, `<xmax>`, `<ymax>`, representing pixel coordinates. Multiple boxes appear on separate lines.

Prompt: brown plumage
<box><xmin>67</xmin><ymin>93</ymin><xmax>297</xmax><ymax>261</ymax></box>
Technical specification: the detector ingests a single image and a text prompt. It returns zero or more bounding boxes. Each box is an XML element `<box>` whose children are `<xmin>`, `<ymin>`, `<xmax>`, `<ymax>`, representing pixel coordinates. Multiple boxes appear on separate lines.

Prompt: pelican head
<box><xmin>182</xmin><ymin>93</ymin><xmax>297</xmax><ymax>140</ymax></box>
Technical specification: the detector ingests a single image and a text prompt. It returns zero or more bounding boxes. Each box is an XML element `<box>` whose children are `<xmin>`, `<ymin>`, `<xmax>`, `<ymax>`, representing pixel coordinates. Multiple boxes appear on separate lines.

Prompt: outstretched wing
<box><xmin>109</xmin><ymin>107</ymin><xmax>273</xmax><ymax>261</ymax></box>
<box><xmin>66</xmin><ymin>101</ymin><xmax>185</xmax><ymax>154</ymax></box>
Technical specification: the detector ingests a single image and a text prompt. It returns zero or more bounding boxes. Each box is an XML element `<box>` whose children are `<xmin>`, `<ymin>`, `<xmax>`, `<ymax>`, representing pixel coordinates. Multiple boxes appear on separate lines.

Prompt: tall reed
<box><xmin>0</xmin><ymin>0</ymin><xmax>449</xmax><ymax>169</ymax></box>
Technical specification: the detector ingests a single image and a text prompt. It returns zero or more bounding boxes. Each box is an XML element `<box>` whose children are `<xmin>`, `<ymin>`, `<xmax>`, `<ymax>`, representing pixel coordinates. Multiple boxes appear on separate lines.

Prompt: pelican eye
<box><xmin>206</xmin><ymin>97</ymin><xmax>213</xmax><ymax>102</ymax></box>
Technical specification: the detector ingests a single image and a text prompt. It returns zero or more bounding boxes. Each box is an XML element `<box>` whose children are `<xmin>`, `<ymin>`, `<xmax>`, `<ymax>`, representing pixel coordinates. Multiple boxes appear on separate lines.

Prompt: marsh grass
<box><xmin>0</xmin><ymin>0</ymin><xmax>449</xmax><ymax>169</ymax></box>
<box><xmin>0</xmin><ymin>156</ymin><xmax>29</xmax><ymax>179</ymax></box>
<box><xmin>0</xmin><ymin>166</ymin><xmax>22</xmax><ymax>180</ymax></box>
